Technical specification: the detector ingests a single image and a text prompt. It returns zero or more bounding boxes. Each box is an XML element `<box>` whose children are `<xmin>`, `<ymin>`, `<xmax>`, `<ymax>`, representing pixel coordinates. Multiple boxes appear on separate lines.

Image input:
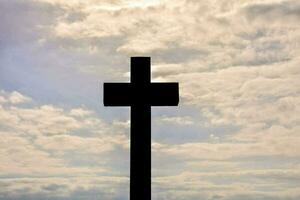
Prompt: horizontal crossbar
<box><xmin>103</xmin><ymin>82</ymin><xmax>179</xmax><ymax>107</ymax></box>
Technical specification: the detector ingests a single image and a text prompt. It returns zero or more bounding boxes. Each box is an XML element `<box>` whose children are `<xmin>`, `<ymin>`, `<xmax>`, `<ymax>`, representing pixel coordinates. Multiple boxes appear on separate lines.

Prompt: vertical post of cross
<box><xmin>130</xmin><ymin>57</ymin><xmax>151</xmax><ymax>200</ymax></box>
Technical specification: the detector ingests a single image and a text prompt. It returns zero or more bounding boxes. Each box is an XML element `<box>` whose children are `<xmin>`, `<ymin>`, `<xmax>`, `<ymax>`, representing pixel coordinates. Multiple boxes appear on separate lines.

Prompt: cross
<box><xmin>103</xmin><ymin>57</ymin><xmax>179</xmax><ymax>200</ymax></box>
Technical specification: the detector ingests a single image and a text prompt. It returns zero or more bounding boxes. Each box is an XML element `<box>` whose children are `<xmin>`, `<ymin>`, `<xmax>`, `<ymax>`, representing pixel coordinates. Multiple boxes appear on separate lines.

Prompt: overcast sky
<box><xmin>0</xmin><ymin>0</ymin><xmax>300</xmax><ymax>199</ymax></box>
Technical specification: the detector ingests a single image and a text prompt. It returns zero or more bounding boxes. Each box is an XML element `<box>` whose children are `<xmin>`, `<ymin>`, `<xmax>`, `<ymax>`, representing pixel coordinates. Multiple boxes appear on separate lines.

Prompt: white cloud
<box><xmin>35</xmin><ymin>134</ymin><xmax>127</xmax><ymax>154</ymax></box>
<box><xmin>0</xmin><ymin>105</ymin><xmax>81</xmax><ymax>135</ymax></box>
<box><xmin>70</xmin><ymin>107</ymin><xmax>93</xmax><ymax>117</ymax></box>
<box><xmin>0</xmin><ymin>90</ymin><xmax>31</xmax><ymax>104</ymax></box>
<box><xmin>40</xmin><ymin>0</ymin><xmax>299</xmax><ymax>57</ymax></box>
<box><xmin>0</xmin><ymin>91</ymin><xmax>128</xmax><ymax>178</ymax></box>
<box><xmin>9</xmin><ymin>91</ymin><xmax>32</xmax><ymax>104</ymax></box>
<box><xmin>176</xmin><ymin>59</ymin><xmax>300</xmax><ymax>129</ymax></box>
<box><xmin>156</xmin><ymin>115</ymin><xmax>194</xmax><ymax>126</ymax></box>
<box><xmin>153</xmin><ymin>124</ymin><xmax>300</xmax><ymax>161</ymax></box>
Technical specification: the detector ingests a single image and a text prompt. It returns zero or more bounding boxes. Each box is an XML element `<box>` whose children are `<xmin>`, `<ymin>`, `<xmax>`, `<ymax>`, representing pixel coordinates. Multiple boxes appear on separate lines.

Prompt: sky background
<box><xmin>0</xmin><ymin>0</ymin><xmax>300</xmax><ymax>199</ymax></box>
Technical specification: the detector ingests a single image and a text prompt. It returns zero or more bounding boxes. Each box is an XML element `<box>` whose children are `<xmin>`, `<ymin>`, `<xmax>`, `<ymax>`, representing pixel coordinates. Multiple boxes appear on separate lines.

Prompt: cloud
<box><xmin>8</xmin><ymin>91</ymin><xmax>32</xmax><ymax>104</ymax></box>
<box><xmin>69</xmin><ymin>107</ymin><xmax>93</xmax><ymax>117</ymax></box>
<box><xmin>0</xmin><ymin>0</ymin><xmax>62</xmax><ymax>47</ymax></box>
<box><xmin>1</xmin><ymin>0</ymin><xmax>300</xmax><ymax>199</ymax></box>
<box><xmin>37</xmin><ymin>0</ymin><xmax>299</xmax><ymax>59</ymax></box>
<box><xmin>0</xmin><ymin>90</ymin><xmax>31</xmax><ymax>104</ymax></box>
<box><xmin>154</xmin><ymin>125</ymin><xmax>300</xmax><ymax>161</ymax></box>
<box><xmin>152</xmin><ymin>169</ymin><xmax>300</xmax><ymax>200</ymax></box>
<box><xmin>0</xmin><ymin>105</ymin><xmax>82</xmax><ymax>135</ymax></box>
<box><xmin>1</xmin><ymin>168</ymin><xmax>300</xmax><ymax>200</ymax></box>
<box><xmin>0</xmin><ymin>176</ymin><xmax>128</xmax><ymax>200</ymax></box>
<box><xmin>34</xmin><ymin>0</ymin><xmax>167</xmax><ymax>10</ymax></box>
<box><xmin>174</xmin><ymin>58</ymin><xmax>300</xmax><ymax>128</ymax></box>
<box><xmin>243</xmin><ymin>0</ymin><xmax>300</xmax><ymax>24</ymax></box>
<box><xmin>35</xmin><ymin>134</ymin><xmax>127</xmax><ymax>154</ymax></box>
<box><xmin>156</xmin><ymin>115</ymin><xmax>194</xmax><ymax>126</ymax></box>
<box><xmin>0</xmin><ymin>90</ymin><xmax>128</xmax><ymax>178</ymax></box>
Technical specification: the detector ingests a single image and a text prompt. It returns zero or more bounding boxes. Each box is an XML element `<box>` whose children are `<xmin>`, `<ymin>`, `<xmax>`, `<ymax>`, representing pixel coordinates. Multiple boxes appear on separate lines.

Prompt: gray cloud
<box><xmin>244</xmin><ymin>0</ymin><xmax>300</xmax><ymax>22</ymax></box>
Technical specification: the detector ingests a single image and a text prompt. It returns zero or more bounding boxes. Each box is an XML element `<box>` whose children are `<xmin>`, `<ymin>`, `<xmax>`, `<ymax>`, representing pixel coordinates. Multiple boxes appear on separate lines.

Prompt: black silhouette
<box><xmin>103</xmin><ymin>57</ymin><xmax>179</xmax><ymax>200</ymax></box>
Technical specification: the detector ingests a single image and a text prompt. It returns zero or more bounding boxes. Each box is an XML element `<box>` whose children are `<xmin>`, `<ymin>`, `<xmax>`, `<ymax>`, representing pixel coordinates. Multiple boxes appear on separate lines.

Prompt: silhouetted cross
<box><xmin>103</xmin><ymin>57</ymin><xmax>179</xmax><ymax>200</ymax></box>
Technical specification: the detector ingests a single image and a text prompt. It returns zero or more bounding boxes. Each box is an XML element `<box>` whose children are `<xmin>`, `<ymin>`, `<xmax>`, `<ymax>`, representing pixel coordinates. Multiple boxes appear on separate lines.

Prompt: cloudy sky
<box><xmin>0</xmin><ymin>0</ymin><xmax>300</xmax><ymax>199</ymax></box>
